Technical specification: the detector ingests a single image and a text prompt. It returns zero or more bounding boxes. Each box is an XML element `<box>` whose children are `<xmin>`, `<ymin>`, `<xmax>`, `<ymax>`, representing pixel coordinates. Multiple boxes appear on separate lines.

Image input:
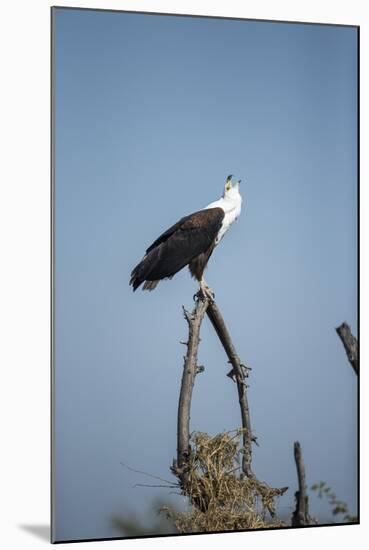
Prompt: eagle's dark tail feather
<box><xmin>129</xmin><ymin>249</ymin><xmax>161</xmax><ymax>292</ymax></box>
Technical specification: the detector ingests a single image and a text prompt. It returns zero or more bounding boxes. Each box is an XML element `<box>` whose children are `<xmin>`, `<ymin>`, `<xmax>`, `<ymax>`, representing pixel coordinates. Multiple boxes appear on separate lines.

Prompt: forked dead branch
<box><xmin>171</xmin><ymin>293</ymin><xmax>288</xmax><ymax>523</ymax></box>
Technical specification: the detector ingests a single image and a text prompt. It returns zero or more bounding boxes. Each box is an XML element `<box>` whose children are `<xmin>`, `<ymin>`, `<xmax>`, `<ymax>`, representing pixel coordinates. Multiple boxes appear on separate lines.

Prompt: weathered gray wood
<box><xmin>336</xmin><ymin>322</ymin><xmax>358</xmax><ymax>375</ymax></box>
<box><xmin>172</xmin><ymin>298</ymin><xmax>209</xmax><ymax>491</ymax></box>
<box><xmin>172</xmin><ymin>295</ymin><xmax>288</xmax><ymax>516</ymax></box>
<box><xmin>292</xmin><ymin>441</ymin><xmax>315</xmax><ymax>526</ymax></box>
<box><xmin>206</xmin><ymin>301</ymin><xmax>253</xmax><ymax>477</ymax></box>
<box><xmin>205</xmin><ymin>300</ymin><xmax>288</xmax><ymax>516</ymax></box>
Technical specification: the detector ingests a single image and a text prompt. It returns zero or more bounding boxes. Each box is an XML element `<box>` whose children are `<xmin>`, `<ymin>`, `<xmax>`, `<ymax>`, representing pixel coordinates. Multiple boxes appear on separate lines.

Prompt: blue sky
<box><xmin>53</xmin><ymin>8</ymin><xmax>358</xmax><ymax>541</ymax></box>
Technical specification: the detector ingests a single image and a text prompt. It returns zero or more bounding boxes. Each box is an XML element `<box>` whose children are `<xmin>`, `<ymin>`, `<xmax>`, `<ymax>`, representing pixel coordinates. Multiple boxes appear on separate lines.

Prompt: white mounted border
<box><xmin>0</xmin><ymin>1</ymin><xmax>367</xmax><ymax>549</ymax></box>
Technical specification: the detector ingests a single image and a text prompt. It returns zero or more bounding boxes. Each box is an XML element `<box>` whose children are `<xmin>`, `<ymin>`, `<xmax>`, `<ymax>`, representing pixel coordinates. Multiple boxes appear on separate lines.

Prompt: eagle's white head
<box><xmin>223</xmin><ymin>174</ymin><xmax>242</xmax><ymax>202</ymax></box>
<box><xmin>203</xmin><ymin>174</ymin><xmax>242</xmax><ymax>216</ymax></box>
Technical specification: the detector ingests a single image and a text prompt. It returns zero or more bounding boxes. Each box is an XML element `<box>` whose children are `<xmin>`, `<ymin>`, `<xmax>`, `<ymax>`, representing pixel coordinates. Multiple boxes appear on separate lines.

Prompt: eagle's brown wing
<box><xmin>129</xmin><ymin>208</ymin><xmax>224</xmax><ymax>291</ymax></box>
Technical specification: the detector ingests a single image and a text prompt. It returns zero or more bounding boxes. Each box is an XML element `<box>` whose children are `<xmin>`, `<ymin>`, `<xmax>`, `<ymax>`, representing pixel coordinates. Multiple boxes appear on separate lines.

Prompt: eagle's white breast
<box><xmin>202</xmin><ymin>187</ymin><xmax>242</xmax><ymax>245</ymax></box>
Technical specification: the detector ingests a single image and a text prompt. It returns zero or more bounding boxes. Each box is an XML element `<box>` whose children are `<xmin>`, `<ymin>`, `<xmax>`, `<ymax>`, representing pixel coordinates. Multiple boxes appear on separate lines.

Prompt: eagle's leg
<box><xmin>199</xmin><ymin>277</ymin><xmax>215</xmax><ymax>302</ymax></box>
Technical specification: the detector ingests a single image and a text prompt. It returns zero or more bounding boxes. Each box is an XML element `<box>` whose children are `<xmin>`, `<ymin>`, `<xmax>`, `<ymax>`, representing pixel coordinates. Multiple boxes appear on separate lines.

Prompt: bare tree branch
<box><xmin>206</xmin><ymin>300</ymin><xmax>253</xmax><ymax>476</ymax></box>
<box><xmin>292</xmin><ymin>441</ymin><xmax>316</xmax><ymax>526</ymax></box>
<box><xmin>336</xmin><ymin>322</ymin><xmax>358</xmax><ymax>375</ymax></box>
<box><xmin>206</xmin><ymin>300</ymin><xmax>288</xmax><ymax>515</ymax></box>
<box><xmin>171</xmin><ymin>297</ymin><xmax>209</xmax><ymax>506</ymax></box>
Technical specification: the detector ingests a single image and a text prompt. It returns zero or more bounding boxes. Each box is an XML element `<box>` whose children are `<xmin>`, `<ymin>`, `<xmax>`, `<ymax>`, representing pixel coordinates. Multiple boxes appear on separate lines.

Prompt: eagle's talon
<box><xmin>199</xmin><ymin>279</ymin><xmax>215</xmax><ymax>303</ymax></box>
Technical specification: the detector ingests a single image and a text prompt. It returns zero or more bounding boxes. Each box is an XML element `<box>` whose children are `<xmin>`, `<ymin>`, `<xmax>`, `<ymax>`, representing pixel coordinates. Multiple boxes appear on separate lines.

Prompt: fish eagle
<box><xmin>129</xmin><ymin>175</ymin><xmax>242</xmax><ymax>299</ymax></box>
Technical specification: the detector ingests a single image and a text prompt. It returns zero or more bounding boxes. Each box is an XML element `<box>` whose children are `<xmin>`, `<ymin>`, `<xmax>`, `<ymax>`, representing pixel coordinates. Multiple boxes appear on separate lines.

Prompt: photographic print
<box><xmin>51</xmin><ymin>6</ymin><xmax>358</xmax><ymax>543</ymax></box>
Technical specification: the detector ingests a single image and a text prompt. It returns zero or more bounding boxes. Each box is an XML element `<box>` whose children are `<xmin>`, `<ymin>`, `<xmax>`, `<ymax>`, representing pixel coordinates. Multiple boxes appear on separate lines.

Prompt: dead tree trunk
<box><xmin>336</xmin><ymin>322</ymin><xmax>358</xmax><ymax>375</ymax></box>
<box><xmin>292</xmin><ymin>441</ymin><xmax>316</xmax><ymax>526</ymax></box>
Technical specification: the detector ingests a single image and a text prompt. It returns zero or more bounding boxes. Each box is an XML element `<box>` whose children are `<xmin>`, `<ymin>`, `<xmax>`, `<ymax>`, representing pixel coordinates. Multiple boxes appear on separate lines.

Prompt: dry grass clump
<box><xmin>163</xmin><ymin>429</ymin><xmax>285</xmax><ymax>533</ymax></box>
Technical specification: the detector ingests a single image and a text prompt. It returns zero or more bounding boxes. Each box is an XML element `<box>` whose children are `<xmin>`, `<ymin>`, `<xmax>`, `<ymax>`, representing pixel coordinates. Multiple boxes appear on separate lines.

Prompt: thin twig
<box><xmin>120</xmin><ymin>461</ymin><xmax>175</xmax><ymax>486</ymax></box>
<box><xmin>133</xmin><ymin>483</ymin><xmax>179</xmax><ymax>489</ymax></box>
